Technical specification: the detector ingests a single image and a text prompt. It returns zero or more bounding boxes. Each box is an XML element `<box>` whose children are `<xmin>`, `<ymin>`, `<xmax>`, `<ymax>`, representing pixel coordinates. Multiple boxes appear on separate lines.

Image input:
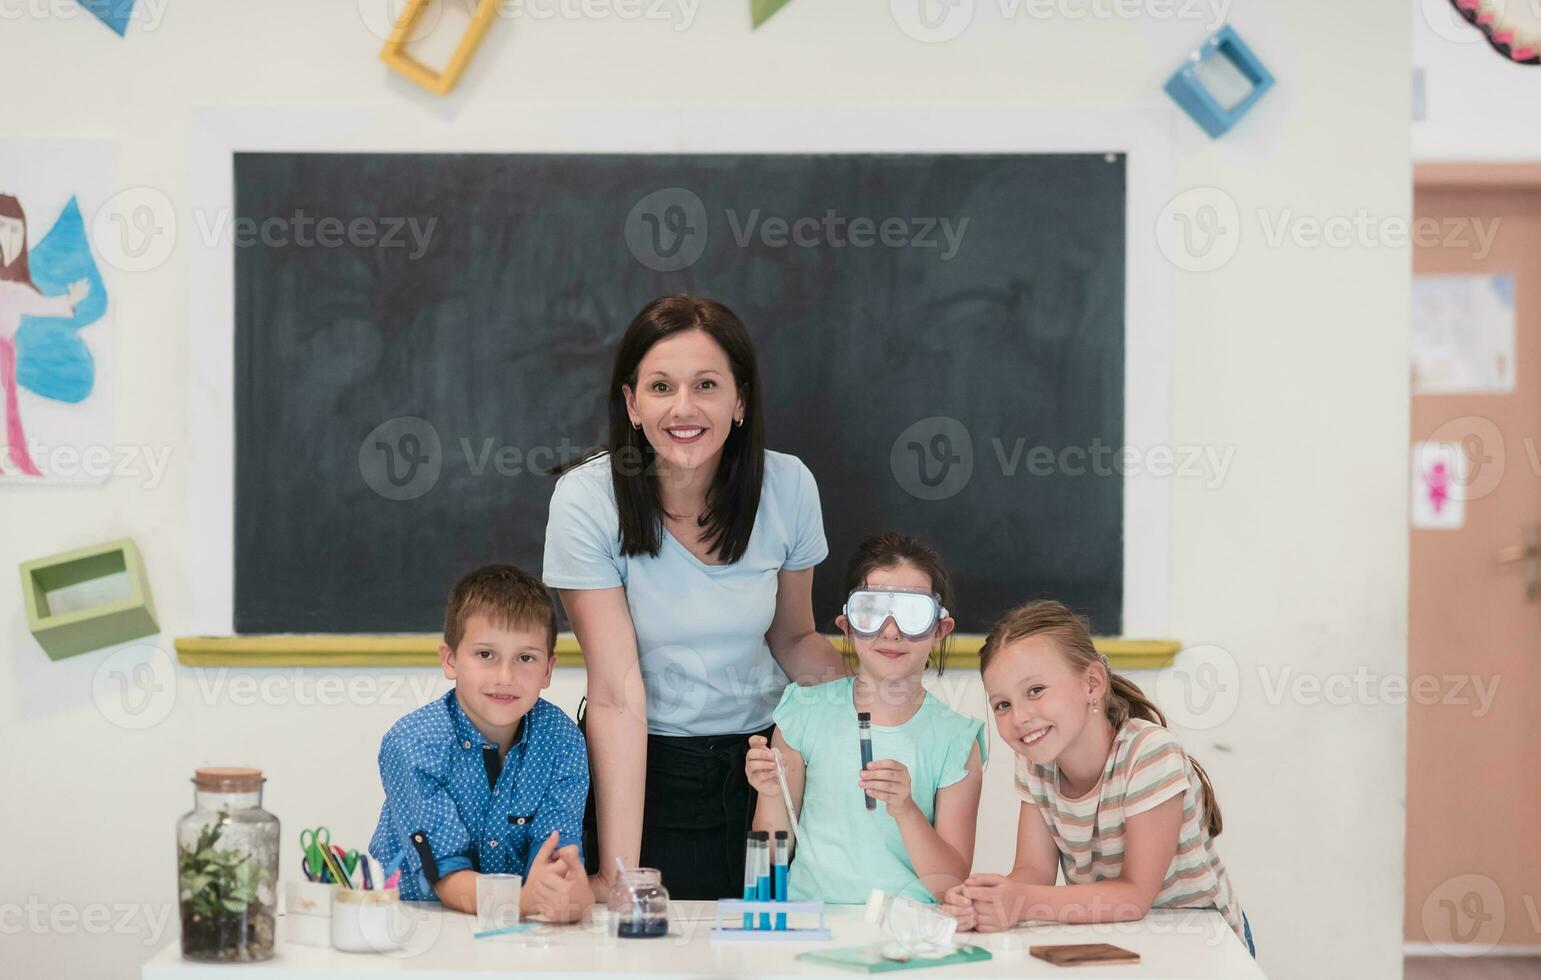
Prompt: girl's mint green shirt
<box><xmin>774</xmin><ymin>677</ymin><xmax>987</xmax><ymax>904</ymax></box>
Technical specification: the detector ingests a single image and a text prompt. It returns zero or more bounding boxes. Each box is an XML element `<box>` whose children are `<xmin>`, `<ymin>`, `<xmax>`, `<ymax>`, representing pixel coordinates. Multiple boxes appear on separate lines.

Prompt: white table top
<box><xmin>143</xmin><ymin>902</ymin><xmax>1265</xmax><ymax>979</ymax></box>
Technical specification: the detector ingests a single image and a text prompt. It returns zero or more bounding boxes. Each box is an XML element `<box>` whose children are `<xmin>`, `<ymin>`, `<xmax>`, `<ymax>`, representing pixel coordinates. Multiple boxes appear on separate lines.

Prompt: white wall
<box><xmin>1414</xmin><ymin>0</ymin><xmax>1541</xmax><ymax>159</ymax></box>
<box><xmin>0</xmin><ymin>2</ymin><xmax>1408</xmax><ymax>978</ymax></box>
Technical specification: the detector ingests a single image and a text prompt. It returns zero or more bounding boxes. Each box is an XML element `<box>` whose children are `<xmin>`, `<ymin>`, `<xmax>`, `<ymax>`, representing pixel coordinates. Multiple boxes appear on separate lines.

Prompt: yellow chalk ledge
<box><xmin>175</xmin><ymin>634</ymin><xmax>1179</xmax><ymax>670</ymax></box>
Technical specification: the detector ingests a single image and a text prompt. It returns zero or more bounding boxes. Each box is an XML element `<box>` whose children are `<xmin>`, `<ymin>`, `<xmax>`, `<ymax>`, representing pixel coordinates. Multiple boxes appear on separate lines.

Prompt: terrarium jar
<box><xmin>176</xmin><ymin>767</ymin><xmax>279</xmax><ymax>962</ymax></box>
<box><xmin>608</xmin><ymin>868</ymin><xmax>670</xmax><ymax>939</ymax></box>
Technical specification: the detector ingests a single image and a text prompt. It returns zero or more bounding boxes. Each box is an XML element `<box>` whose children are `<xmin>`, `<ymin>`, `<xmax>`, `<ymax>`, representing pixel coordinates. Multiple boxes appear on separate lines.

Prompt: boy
<box><xmin>369</xmin><ymin>564</ymin><xmax>592</xmax><ymax>922</ymax></box>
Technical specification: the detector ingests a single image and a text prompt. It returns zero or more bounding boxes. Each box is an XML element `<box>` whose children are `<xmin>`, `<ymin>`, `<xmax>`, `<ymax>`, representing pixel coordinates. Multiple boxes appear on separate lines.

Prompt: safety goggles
<box><xmin>842</xmin><ymin>589</ymin><xmax>949</xmax><ymax>638</ymax></box>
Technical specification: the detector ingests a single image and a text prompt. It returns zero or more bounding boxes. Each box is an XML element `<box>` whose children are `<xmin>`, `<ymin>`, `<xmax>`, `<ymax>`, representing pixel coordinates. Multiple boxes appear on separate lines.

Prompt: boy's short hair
<box><xmin>443</xmin><ymin>564</ymin><xmax>557</xmax><ymax>657</ymax></box>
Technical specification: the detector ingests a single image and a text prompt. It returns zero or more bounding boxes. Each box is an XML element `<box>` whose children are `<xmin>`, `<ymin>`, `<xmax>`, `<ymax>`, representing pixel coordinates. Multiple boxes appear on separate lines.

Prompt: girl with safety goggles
<box><xmin>745</xmin><ymin>533</ymin><xmax>987</xmax><ymax>904</ymax></box>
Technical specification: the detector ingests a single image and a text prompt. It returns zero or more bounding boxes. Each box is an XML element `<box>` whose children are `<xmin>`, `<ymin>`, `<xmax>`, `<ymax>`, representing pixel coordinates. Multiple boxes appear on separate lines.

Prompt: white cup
<box><xmin>475</xmin><ymin>873</ymin><xmax>522</xmax><ymax>935</ymax></box>
<box><xmin>330</xmin><ymin>889</ymin><xmax>402</xmax><ymax>954</ymax></box>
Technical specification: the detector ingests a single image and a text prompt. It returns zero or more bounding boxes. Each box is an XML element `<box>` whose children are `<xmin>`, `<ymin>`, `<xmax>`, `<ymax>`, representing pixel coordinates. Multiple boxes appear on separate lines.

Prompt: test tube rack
<box><xmin>709</xmin><ymin>900</ymin><xmax>830</xmax><ymax>942</ymax></box>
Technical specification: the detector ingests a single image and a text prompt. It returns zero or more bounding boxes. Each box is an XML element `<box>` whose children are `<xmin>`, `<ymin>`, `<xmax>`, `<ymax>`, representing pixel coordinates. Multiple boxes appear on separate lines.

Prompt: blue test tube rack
<box><xmin>709</xmin><ymin>901</ymin><xmax>830</xmax><ymax>942</ymax></box>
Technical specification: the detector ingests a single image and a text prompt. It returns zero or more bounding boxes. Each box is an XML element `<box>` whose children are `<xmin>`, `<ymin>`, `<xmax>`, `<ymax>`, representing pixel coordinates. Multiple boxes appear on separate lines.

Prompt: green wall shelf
<box><xmin>21</xmin><ymin>538</ymin><xmax>159</xmax><ymax>660</ymax></box>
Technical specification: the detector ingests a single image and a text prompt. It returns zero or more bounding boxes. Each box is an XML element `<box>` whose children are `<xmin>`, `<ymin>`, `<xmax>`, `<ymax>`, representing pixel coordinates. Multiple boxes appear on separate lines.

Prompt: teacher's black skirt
<box><xmin>579</xmin><ymin>701</ymin><xmax>772</xmax><ymax>901</ymax></box>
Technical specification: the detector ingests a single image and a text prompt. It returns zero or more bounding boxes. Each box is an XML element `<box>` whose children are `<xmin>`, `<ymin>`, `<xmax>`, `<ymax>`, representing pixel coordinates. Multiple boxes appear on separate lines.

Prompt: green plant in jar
<box><xmin>177</xmin><ymin>768</ymin><xmax>278</xmax><ymax>961</ymax></box>
<box><xmin>179</xmin><ymin>817</ymin><xmax>266</xmax><ymax>911</ymax></box>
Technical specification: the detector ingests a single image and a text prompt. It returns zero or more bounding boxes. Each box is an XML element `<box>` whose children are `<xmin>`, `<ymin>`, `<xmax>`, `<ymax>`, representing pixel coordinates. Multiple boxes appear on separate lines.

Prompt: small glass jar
<box><xmin>608</xmin><ymin>868</ymin><xmax>669</xmax><ymax>939</ymax></box>
<box><xmin>176</xmin><ymin>767</ymin><xmax>280</xmax><ymax>962</ymax></box>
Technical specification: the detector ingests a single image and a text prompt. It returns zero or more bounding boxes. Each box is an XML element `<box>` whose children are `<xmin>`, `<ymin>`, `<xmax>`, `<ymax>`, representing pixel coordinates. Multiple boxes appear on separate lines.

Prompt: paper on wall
<box><xmin>1412</xmin><ymin>274</ymin><xmax>1516</xmax><ymax>395</ymax></box>
<box><xmin>0</xmin><ymin>140</ymin><xmax>115</xmax><ymax>486</ymax></box>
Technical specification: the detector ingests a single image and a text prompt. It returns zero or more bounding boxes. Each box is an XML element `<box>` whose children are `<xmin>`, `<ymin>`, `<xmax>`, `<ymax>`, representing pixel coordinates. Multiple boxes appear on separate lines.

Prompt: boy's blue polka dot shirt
<box><xmin>369</xmin><ymin>689</ymin><xmax>588</xmax><ymax>902</ymax></box>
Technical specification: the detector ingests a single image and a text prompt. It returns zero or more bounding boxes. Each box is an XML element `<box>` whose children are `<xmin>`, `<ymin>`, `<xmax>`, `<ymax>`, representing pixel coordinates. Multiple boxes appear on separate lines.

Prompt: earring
<box><xmin>734</xmin><ymin>417</ymin><xmax>744</xmax><ymax>428</ymax></box>
<box><xmin>632</xmin><ymin>422</ymin><xmax>641</xmax><ymax>431</ymax></box>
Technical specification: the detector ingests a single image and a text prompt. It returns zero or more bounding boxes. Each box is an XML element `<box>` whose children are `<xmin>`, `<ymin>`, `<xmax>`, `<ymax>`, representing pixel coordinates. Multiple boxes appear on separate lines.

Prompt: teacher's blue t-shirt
<box><xmin>542</xmin><ymin>450</ymin><xmax>828</xmax><ymax>737</ymax></box>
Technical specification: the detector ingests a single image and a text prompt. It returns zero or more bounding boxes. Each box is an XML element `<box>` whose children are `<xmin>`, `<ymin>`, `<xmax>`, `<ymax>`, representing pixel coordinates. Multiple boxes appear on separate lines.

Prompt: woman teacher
<box><xmin>543</xmin><ymin>294</ymin><xmax>845</xmax><ymax>900</ymax></box>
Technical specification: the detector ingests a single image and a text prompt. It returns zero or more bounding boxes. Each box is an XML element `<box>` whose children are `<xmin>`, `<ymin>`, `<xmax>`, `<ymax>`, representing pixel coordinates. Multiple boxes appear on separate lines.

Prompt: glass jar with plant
<box><xmin>176</xmin><ymin>767</ymin><xmax>279</xmax><ymax>961</ymax></box>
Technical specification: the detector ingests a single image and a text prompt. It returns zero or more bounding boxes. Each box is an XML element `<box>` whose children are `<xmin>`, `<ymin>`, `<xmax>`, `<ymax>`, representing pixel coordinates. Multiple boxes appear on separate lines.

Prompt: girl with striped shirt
<box><xmin>942</xmin><ymin>600</ymin><xmax>1253</xmax><ymax>957</ymax></box>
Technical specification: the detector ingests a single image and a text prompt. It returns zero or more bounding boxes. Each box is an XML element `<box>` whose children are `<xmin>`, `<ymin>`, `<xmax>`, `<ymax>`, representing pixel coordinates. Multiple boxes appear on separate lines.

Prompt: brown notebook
<box><xmin>1029</xmin><ymin>943</ymin><xmax>1141</xmax><ymax>966</ymax></box>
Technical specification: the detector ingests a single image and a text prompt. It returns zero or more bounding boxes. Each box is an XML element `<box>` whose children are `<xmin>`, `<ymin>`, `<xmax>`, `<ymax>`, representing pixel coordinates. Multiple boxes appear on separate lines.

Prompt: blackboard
<box><xmin>234</xmin><ymin>152</ymin><xmax>1124</xmax><ymax>635</ymax></box>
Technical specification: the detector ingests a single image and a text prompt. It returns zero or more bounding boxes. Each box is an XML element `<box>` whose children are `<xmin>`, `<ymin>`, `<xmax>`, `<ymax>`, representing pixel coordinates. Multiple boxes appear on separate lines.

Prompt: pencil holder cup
<box><xmin>280</xmin><ymin>880</ymin><xmax>335</xmax><ymax>948</ymax></box>
<box><xmin>331</xmin><ymin>888</ymin><xmax>402</xmax><ymax>953</ymax></box>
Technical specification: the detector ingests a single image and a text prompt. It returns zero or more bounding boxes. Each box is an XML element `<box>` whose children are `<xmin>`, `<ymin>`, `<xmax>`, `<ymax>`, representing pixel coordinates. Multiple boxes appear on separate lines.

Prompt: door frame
<box><xmin>1406</xmin><ymin>160</ymin><xmax>1541</xmax><ymax>959</ymax></box>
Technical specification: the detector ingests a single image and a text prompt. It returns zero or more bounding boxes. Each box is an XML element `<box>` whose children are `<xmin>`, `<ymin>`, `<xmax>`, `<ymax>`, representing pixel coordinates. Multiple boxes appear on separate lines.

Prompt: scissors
<box><xmin>299</xmin><ymin>826</ymin><xmax>332</xmax><ymax>880</ymax></box>
<box><xmin>301</xmin><ymin>855</ymin><xmax>329</xmax><ymax>883</ymax></box>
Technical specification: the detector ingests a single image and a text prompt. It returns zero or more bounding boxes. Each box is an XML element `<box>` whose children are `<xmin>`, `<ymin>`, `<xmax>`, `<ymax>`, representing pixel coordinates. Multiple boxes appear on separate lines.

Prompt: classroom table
<box><xmin>142</xmin><ymin>902</ymin><xmax>1266</xmax><ymax>978</ymax></box>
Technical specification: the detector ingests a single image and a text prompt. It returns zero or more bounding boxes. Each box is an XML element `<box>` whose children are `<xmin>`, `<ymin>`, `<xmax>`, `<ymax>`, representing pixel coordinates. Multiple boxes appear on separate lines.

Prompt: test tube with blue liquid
<box><xmin>858</xmin><ymin>711</ymin><xmax>876</xmax><ymax>810</ymax></box>
<box><xmin>742</xmin><ymin>833</ymin><xmax>757</xmax><ymax>929</ymax></box>
<box><xmin>773</xmin><ymin>830</ymin><xmax>789</xmax><ymax>930</ymax></box>
<box><xmin>754</xmin><ymin>831</ymin><xmax>772</xmax><ymax>929</ymax></box>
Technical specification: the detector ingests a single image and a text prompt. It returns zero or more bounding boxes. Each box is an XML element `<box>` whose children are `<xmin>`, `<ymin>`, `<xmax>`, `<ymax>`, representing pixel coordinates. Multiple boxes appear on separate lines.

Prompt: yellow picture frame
<box><xmin>379</xmin><ymin>0</ymin><xmax>500</xmax><ymax>97</ymax></box>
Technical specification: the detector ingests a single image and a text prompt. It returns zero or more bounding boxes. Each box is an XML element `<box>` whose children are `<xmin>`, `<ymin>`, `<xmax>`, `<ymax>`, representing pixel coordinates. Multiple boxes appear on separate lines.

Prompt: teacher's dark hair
<box><xmin>558</xmin><ymin>294</ymin><xmax>765</xmax><ymax>564</ymax></box>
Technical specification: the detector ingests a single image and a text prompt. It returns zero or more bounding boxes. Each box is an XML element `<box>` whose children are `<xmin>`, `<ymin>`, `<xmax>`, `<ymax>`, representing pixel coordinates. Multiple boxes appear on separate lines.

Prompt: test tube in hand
<box><xmin>858</xmin><ymin>712</ymin><xmax>876</xmax><ymax>811</ymax></box>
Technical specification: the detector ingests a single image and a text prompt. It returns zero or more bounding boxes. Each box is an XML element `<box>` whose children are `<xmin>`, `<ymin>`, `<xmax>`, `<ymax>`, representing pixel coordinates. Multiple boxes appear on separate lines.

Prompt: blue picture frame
<box><xmin>1164</xmin><ymin>26</ymin><xmax>1275</xmax><ymax>138</ymax></box>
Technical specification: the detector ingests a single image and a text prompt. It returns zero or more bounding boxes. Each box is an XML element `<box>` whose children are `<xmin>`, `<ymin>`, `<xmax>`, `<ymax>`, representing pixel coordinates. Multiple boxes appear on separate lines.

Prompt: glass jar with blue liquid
<box><xmin>608</xmin><ymin>868</ymin><xmax>669</xmax><ymax>939</ymax></box>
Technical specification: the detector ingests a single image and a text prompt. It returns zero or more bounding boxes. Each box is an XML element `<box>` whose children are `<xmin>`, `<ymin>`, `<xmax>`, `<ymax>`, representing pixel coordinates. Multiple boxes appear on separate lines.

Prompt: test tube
<box><xmin>742</xmin><ymin>832</ymin><xmax>757</xmax><ymax>929</ymax></box>
<box><xmin>858</xmin><ymin>711</ymin><xmax>876</xmax><ymax>810</ymax></box>
<box><xmin>773</xmin><ymin>831</ymin><xmax>789</xmax><ymax>930</ymax></box>
<box><xmin>754</xmin><ymin>831</ymin><xmax>773</xmax><ymax>930</ymax></box>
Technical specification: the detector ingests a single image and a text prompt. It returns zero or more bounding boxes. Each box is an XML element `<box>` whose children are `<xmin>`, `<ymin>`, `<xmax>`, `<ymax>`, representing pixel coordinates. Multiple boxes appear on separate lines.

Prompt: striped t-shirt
<box><xmin>1014</xmin><ymin>718</ymin><xmax>1245</xmax><ymax>940</ymax></box>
